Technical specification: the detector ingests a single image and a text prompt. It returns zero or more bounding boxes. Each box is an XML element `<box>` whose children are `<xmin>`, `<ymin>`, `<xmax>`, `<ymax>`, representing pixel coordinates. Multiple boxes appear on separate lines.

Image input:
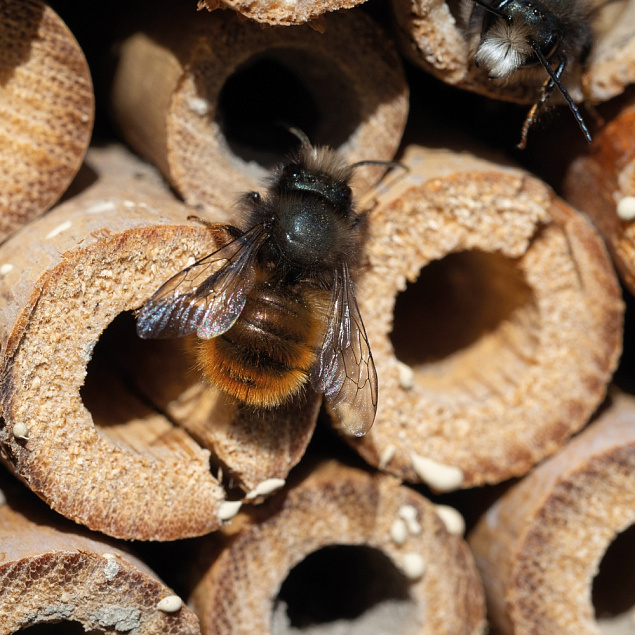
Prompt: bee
<box><xmin>463</xmin><ymin>0</ymin><xmax>597</xmax><ymax>148</ymax></box>
<box><xmin>136</xmin><ymin>142</ymin><xmax>379</xmax><ymax>437</ymax></box>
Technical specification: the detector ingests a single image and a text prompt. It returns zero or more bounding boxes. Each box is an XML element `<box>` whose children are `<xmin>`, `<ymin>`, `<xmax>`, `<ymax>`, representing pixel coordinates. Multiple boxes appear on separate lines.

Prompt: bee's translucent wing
<box><xmin>310</xmin><ymin>264</ymin><xmax>377</xmax><ymax>437</ymax></box>
<box><xmin>136</xmin><ymin>223</ymin><xmax>270</xmax><ymax>340</ymax></box>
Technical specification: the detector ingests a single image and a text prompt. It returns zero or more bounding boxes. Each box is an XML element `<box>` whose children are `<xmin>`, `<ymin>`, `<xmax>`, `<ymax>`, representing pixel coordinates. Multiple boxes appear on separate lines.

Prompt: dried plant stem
<box><xmin>0</xmin><ymin>0</ymin><xmax>93</xmax><ymax>242</ymax></box>
<box><xmin>469</xmin><ymin>389</ymin><xmax>635</xmax><ymax>634</ymax></box>
<box><xmin>348</xmin><ymin>145</ymin><xmax>622</xmax><ymax>489</ymax></box>
<box><xmin>188</xmin><ymin>460</ymin><xmax>486</xmax><ymax>634</ymax></box>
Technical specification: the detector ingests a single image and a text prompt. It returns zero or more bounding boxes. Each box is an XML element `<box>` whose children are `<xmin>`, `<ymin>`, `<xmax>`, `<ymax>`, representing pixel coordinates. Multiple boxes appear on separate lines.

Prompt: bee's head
<box><xmin>268</xmin><ymin>150</ymin><xmax>358</xmax><ymax>272</ymax></box>
<box><xmin>474</xmin><ymin>0</ymin><xmax>561</xmax><ymax>79</ymax></box>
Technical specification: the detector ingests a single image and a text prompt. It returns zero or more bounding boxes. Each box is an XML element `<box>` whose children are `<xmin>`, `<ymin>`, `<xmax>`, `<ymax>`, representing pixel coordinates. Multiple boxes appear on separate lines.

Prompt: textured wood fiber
<box><xmin>564</xmin><ymin>97</ymin><xmax>635</xmax><ymax>293</ymax></box>
<box><xmin>0</xmin><ymin>145</ymin><xmax>319</xmax><ymax>540</ymax></box>
<box><xmin>110</xmin><ymin>9</ymin><xmax>409</xmax><ymax>213</ymax></box>
<box><xmin>469</xmin><ymin>390</ymin><xmax>635</xmax><ymax>634</ymax></box>
<box><xmin>0</xmin><ymin>474</ymin><xmax>201</xmax><ymax>634</ymax></box>
<box><xmin>0</xmin><ymin>0</ymin><xmax>93</xmax><ymax>242</ymax></box>
<box><xmin>189</xmin><ymin>461</ymin><xmax>486</xmax><ymax>634</ymax></box>
<box><xmin>345</xmin><ymin>145</ymin><xmax>623</xmax><ymax>488</ymax></box>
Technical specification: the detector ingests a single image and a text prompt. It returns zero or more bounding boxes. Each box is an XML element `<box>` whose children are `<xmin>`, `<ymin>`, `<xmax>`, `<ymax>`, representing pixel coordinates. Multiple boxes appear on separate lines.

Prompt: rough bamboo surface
<box><xmin>110</xmin><ymin>8</ymin><xmax>409</xmax><ymax>212</ymax></box>
<box><xmin>468</xmin><ymin>390</ymin><xmax>635</xmax><ymax>635</ymax></box>
<box><xmin>391</xmin><ymin>0</ymin><xmax>635</xmax><ymax>105</ymax></box>
<box><xmin>0</xmin><ymin>0</ymin><xmax>94</xmax><ymax>242</ymax></box>
<box><xmin>564</xmin><ymin>97</ymin><xmax>635</xmax><ymax>294</ymax></box>
<box><xmin>345</xmin><ymin>145</ymin><xmax>623</xmax><ymax>489</ymax></box>
<box><xmin>0</xmin><ymin>144</ymin><xmax>319</xmax><ymax>540</ymax></box>
<box><xmin>0</xmin><ymin>473</ymin><xmax>201</xmax><ymax>634</ymax></box>
<box><xmin>197</xmin><ymin>0</ymin><xmax>367</xmax><ymax>26</ymax></box>
<box><xmin>188</xmin><ymin>460</ymin><xmax>486</xmax><ymax>634</ymax></box>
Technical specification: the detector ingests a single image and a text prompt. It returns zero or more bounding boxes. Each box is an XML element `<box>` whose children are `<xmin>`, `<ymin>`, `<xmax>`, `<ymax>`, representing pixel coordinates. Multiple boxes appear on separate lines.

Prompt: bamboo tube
<box><xmin>196</xmin><ymin>0</ymin><xmax>367</xmax><ymax>26</ymax></box>
<box><xmin>0</xmin><ymin>0</ymin><xmax>94</xmax><ymax>242</ymax></box>
<box><xmin>563</xmin><ymin>96</ymin><xmax>635</xmax><ymax>294</ymax></box>
<box><xmin>468</xmin><ymin>389</ymin><xmax>635</xmax><ymax>634</ymax></box>
<box><xmin>391</xmin><ymin>0</ymin><xmax>635</xmax><ymax>105</ymax></box>
<box><xmin>110</xmin><ymin>8</ymin><xmax>409</xmax><ymax>212</ymax></box>
<box><xmin>0</xmin><ymin>471</ymin><xmax>201</xmax><ymax>634</ymax></box>
<box><xmin>187</xmin><ymin>460</ymin><xmax>486</xmax><ymax>634</ymax></box>
<box><xmin>343</xmin><ymin>145</ymin><xmax>623</xmax><ymax>489</ymax></box>
<box><xmin>0</xmin><ymin>144</ymin><xmax>319</xmax><ymax>540</ymax></box>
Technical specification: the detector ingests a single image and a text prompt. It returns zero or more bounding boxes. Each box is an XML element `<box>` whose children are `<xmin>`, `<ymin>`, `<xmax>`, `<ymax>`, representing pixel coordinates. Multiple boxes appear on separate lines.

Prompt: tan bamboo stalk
<box><xmin>391</xmin><ymin>0</ymin><xmax>635</xmax><ymax>105</ymax></box>
<box><xmin>563</xmin><ymin>96</ymin><xmax>635</xmax><ymax>293</ymax></box>
<box><xmin>344</xmin><ymin>144</ymin><xmax>623</xmax><ymax>490</ymax></box>
<box><xmin>469</xmin><ymin>389</ymin><xmax>635</xmax><ymax>634</ymax></box>
<box><xmin>0</xmin><ymin>0</ymin><xmax>94</xmax><ymax>242</ymax></box>
<box><xmin>0</xmin><ymin>144</ymin><xmax>318</xmax><ymax>541</ymax></box>
<box><xmin>110</xmin><ymin>8</ymin><xmax>408</xmax><ymax>212</ymax></box>
<box><xmin>0</xmin><ymin>473</ymin><xmax>201</xmax><ymax>634</ymax></box>
<box><xmin>196</xmin><ymin>0</ymin><xmax>367</xmax><ymax>26</ymax></box>
<box><xmin>187</xmin><ymin>460</ymin><xmax>486</xmax><ymax>634</ymax></box>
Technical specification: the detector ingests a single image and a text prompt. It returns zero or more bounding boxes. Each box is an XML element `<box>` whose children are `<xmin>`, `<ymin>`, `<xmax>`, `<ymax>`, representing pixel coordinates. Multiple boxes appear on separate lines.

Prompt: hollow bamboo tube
<box><xmin>563</xmin><ymin>96</ymin><xmax>635</xmax><ymax>294</ymax></box>
<box><xmin>196</xmin><ymin>0</ymin><xmax>367</xmax><ymax>26</ymax></box>
<box><xmin>187</xmin><ymin>460</ymin><xmax>486</xmax><ymax>634</ymax></box>
<box><xmin>110</xmin><ymin>8</ymin><xmax>409</xmax><ymax>212</ymax></box>
<box><xmin>0</xmin><ymin>0</ymin><xmax>94</xmax><ymax>242</ymax></box>
<box><xmin>345</xmin><ymin>145</ymin><xmax>623</xmax><ymax>489</ymax></box>
<box><xmin>0</xmin><ymin>472</ymin><xmax>201</xmax><ymax>634</ymax></box>
<box><xmin>468</xmin><ymin>389</ymin><xmax>635</xmax><ymax>634</ymax></box>
<box><xmin>0</xmin><ymin>144</ymin><xmax>318</xmax><ymax>540</ymax></box>
<box><xmin>391</xmin><ymin>0</ymin><xmax>635</xmax><ymax>105</ymax></box>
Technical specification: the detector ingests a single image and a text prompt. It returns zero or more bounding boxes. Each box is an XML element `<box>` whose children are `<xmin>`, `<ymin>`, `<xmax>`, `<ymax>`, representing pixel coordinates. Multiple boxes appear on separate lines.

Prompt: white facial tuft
<box><xmin>475</xmin><ymin>20</ymin><xmax>534</xmax><ymax>79</ymax></box>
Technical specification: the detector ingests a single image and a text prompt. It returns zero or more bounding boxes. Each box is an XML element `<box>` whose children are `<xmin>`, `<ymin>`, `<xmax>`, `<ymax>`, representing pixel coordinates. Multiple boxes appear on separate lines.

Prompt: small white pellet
<box><xmin>435</xmin><ymin>505</ymin><xmax>466</xmax><ymax>536</ymax></box>
<box><xmin>390</xmin><ymin>518</ymin><xmax>408</xmax><ymax>545</ymax></box>
<box><xmin>13</xmin><ymin>422</ymin><xmax>29</xmax><ymax>440</ymax></box>
<box><xmin>157</xmin><ymin>595</ymin><xmax>183</xmax><ymax>613</ymax></box>
<box><xmin>401</xmin><ymin>553</ymin><xmax>426</xmax><ymax>580</ymax></box>
<box><xmin>617</xmin><ymin>196</ymin><xmax>635</xmax><ymax>221</ymax></box>
<box><xmin>218</xmin><ymin>500</ymin><xmax>242</xmax><ymax>521</ymax></box>
<box><xmin>244</xmin><ymin>478</ymin><xmax>286</xmax><ymax>500</ymax></box>
<box><xmin>410</xmin><ymin>453</ymin><xmax>464</xmax><ymax>492</ymax></box>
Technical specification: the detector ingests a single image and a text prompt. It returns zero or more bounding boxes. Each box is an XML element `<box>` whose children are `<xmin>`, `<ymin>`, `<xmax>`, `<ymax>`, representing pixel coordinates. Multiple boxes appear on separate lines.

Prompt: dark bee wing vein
<box><xmin>310</xmin><ymin>264</ymin><xmax>377</xmax><ymax>436</ymax></box>
<box><xmin>136</xmin><ymin>223</ymin><xmax>270</xmax><ymax>340</ymax></box>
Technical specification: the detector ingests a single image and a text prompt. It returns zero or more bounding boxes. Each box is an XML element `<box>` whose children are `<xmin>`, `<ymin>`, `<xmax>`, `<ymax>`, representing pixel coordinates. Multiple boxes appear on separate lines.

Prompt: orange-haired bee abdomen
<box><xmin>195</xmin><ymin>278</ymin><xmax>325</xmax><ymax>408</ymax></box>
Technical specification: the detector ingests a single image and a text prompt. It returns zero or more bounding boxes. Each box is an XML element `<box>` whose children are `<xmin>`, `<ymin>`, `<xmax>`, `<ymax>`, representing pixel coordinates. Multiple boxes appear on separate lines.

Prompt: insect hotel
<box><xmin>0</xmin><ymin>0</ymin><xmax>634</xmax><ymax>633</ymax></box>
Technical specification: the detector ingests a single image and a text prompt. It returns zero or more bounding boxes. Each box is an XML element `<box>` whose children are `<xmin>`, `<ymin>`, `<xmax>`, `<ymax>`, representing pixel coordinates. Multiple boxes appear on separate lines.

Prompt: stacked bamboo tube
<box><xmin>391</xmin><ymin>0</ymin><xmax>635</xmax><ymax>106</ymax></box>
<box><xmin>0</xmin><ymin>0</ymin><xmax>634</xmax><ymax>633</ymax></box>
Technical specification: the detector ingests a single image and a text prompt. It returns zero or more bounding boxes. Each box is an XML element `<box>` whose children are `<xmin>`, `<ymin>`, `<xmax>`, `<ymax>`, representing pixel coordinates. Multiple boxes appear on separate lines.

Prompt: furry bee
<box><xmin>463</xmin><ymin>0</ymin><xmax>597</xmax><ymax>148</ymax></box>
<box><xmin>136</xmin><ymin>143</ymin><xmax>378</xmax><ymax>437</ymax></box>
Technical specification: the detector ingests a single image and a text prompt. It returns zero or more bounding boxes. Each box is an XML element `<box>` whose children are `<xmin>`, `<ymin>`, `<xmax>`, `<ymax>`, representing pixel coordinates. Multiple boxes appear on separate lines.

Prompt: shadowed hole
<box><xmin>390</xmin><ymin>250</ymin><xmax>539</xmax><ymax>400</ymax></box>
<box><xmin>80</xmin><ymin>311</ymin><xmax>204</xmax><ymax>461</ymax></box>
<box><xmin>217</xmin><ymin>50</ymin><xmax>360</xmax><ymax>168</ymax></box>
<box><xmin>271</xmin><ymin>545</ymin><xmax>415</xmax><ymax>634</ymax></box>
<box><xmin>593</xmin><ymin>523</ymin><xmax>635</xmax><ymax>633</ymax></box>
<box><xmin>20</xmin><ymin>622</ymin><xmax>101</xmax><ymax>634</ymax></box>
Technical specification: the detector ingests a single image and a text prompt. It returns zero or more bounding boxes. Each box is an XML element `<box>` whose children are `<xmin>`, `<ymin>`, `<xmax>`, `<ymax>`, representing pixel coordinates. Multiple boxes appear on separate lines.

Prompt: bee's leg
<box><xmin>187</xmin><ymin>214</ymin><xmax>243</xmax><ymax>239</ymax></box>
<box><xmin>517</xmin><ymin>81</ymin><xmax>554</xmax><ymax>150</ymax></box>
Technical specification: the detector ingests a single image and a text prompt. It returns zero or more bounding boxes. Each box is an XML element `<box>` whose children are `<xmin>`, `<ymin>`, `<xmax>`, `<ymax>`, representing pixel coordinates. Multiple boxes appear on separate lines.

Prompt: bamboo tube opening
<box><xmin>390</xmin><ymin>250</ymin><xmax>539</xmax><ymax>400</ymax></box>
<box><xmin>17</xmin><ymin>623</ymin><xmax>101</xmax><ymax>634</ymax></box>
<box><xmin>110</xmin><ymin>9</ymin><xmax>408</xmax><ymax>212</ymax></box>
<box><xmin>272</xmin><ymin>545</ymin><xmax>414</xmax><ymax>633</ymax></box>
<box><xmin>217</xmin><ymin>50</ymin><xmax>359</xmax><ymax>169</ymax></box>
<box><xmin>593</xmin><ymin>523</ymin><xmax>635</xmax><ymax>631</ymax></box>
<box><xmin>80</xmin><ymin>310</ymin><xmax>203</xmax><ymax>463</ymax></box>
<box><xmin>392</xmin><ymin>0</ymin><xmax>635</xmax><ymax>104</ymax></box>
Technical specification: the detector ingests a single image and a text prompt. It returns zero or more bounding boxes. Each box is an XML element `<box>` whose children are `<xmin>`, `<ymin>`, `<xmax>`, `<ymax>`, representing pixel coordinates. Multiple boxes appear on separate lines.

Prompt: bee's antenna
<box><xmin>531</xmin><ymin>43</ymin><xmax>592</xmax><ymax>145</ymax></box>
<box><xmin>287</xmin><ymin>126</ymin><xmax>312</xmax><ymax>147</ymax></box>
<box><xmin>471</xmin><ymin>0</ymin><xmax>508</xmax><ymax>20</ymax></box>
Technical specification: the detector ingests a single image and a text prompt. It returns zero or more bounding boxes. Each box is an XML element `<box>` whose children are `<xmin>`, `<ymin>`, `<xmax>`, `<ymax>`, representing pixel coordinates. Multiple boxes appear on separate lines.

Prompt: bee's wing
<box><xmin>136</xmin><ymin>223</ymin><xmax>270</xmax><ymax>340</ymax></box>
<box><xmin>310</xmin><ymin>264</ymin><xmax>378</xmax><ymax>437</ymax></box>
